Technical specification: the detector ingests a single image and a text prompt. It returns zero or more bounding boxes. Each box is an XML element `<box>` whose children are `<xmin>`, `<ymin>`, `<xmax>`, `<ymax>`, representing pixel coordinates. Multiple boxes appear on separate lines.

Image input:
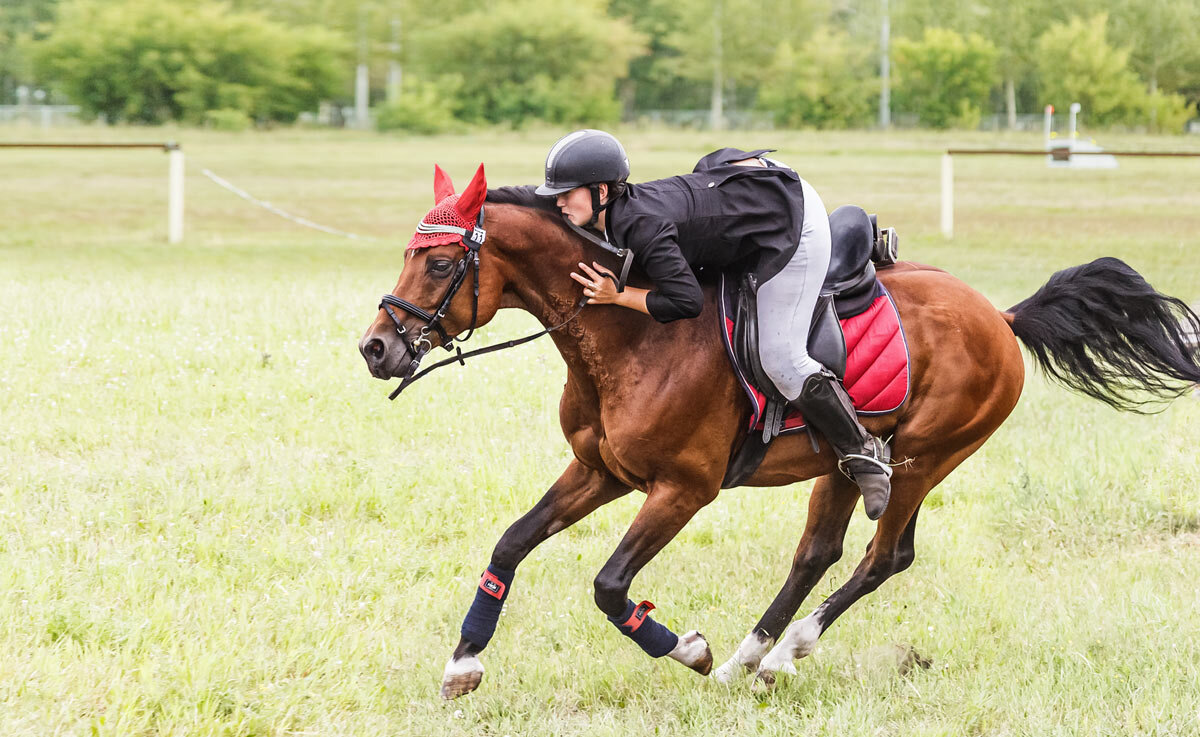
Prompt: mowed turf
<box><xmin>1</xmin><ymin>126</ymin><xmax>1199</xmax><ymax>736</ymax></box>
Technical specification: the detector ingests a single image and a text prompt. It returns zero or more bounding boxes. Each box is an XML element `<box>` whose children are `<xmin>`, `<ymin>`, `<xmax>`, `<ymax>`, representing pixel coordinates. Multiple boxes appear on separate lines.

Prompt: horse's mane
<box><xmin>485</xmin><ymin>185</ymin><xmax>598</xmax><ymax>250</ymax></box>
<box><xmin>485</xmin><ymin>185</ymin><xmax>561</xmax><ymax>215</ymax></box>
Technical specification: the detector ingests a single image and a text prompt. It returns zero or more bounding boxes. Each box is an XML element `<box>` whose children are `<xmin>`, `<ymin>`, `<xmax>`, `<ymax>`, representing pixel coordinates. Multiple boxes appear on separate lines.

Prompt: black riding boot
<box><xmin>791</xmin><ymin>370</ymin><xmax>892</xmax><ymax>520</ymax></box>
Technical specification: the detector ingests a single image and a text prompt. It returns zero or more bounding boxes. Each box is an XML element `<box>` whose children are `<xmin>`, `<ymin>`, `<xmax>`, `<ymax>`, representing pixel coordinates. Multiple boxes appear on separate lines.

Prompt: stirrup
<box><xmin>838</xmin><ymin>453</ymin><xmax>893</xmax><ymax>479</ymax></box>
<box><xmin>837</xmin><ymin>437</ymin><xmax>893</xmax><ymax>479</ymax></box>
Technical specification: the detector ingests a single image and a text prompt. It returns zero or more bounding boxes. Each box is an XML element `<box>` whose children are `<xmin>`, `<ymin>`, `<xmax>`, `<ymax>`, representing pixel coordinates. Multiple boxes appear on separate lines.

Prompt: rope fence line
<box><xmin>4</xmin><ymin>140</ymin><xmax>380</xmax><ymax>242</ymax></box>
<box><xmin>201</xmin><ymin>168</ymin><xmax>379</xmax><ymax>242</ymax></box>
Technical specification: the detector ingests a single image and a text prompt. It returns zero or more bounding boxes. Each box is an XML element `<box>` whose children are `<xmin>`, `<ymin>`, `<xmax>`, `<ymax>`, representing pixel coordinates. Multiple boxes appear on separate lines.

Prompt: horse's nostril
<box><xmin>365</xmin><ymin>338</ymin><xmax>385</xmax><ymax>360</ymax></box>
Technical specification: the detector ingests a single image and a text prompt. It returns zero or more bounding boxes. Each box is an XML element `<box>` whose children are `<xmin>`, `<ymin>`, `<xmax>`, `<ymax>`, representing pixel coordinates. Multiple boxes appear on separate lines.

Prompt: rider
<box><xmin>534</xmin><ymin>129</ymin><xmax>892</xmax><ymax>520</ymax></box>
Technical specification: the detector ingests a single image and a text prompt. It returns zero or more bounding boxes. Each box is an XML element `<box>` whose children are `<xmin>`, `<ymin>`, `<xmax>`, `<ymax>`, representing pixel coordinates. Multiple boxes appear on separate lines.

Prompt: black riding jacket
<box><xmin>605</xmin><ymin>148</ymin><xmax>806</xmax><ymax>322</ymax></box>
<box><xmin>486</xmin><ymin>147</ymin><xmax>807</xmax><ymax>323</ymax></box>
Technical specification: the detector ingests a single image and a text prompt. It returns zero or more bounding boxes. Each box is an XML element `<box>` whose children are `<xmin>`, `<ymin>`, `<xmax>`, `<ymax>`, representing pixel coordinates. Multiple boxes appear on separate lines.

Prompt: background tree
<box><xmin>12</xmin><ymin>0</ymin><xmax>1200</xmax><ymax>131</ymax></box>
<box><xmin>889</xmin><ymin>0</ymin><xmax>983</xmax><ymax>38</ymax></box>
<box><xmin>1106</xmin><ymin>0</ymin><xmax>1200</xmax><ymax>128</ymax></box>
<box><xmin>607</xmin><ymin>0</ymin><xmax>709</xmax><ymax>112</ymax></box>
<box><xmin>34</xmin><ymin>0</ymin><xmax>347</xmax><ymax>124</ymax></box>
<box><xmin>1036</xmin><ymin>14</ymin><xmax>1154</xmax><ymax>127</ymax></box>
<box><xmin>892</xmin><ymin>28</ymin><xmax>997</xmax><ymax>128</ymax></box>
<box><xmin>1108</xmin><ymin>0</ymin><xmax>1200</xmax><ymax>97</ymax></box>
<box><xmin>977</xmin><ymin>0</ymin><xmax>1054</xmax><ymax>128</ymax></box>
<box><xmin>643</xmin><ymin>0</ymin><xmax>824</xmax><ymax>126</ymax></box>
<box><xmin>415</xmin><ymin>0</ymin><xmax>644</xmax><ymax>126</ymax></box>
<box><xmin>0</xmin><ymin>0</ymin><xmax>59</xmax><ymax>102</ymax></box>
<box><xmin>756</xmin><ymin>26</ymin><xmax>877</xmax><ymax>129</ymax></box>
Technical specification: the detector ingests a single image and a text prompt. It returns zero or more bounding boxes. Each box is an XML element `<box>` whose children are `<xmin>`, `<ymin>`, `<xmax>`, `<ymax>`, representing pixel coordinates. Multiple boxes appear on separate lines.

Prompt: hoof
<box><xmin>711</xmin><ymin>658</ymin><xmax>754</xmax><ymax>684</ymax></box>
<box><xmin>713</xmin><ymin>631</ymin><xmax>774</xmax><ymax>684</ymax></box>
<box><xmin>440</xmin><ymin>655</ymin><xmax>483</xmax><ymax>700</ymax></box>
<box><xmin>668</xmin><ymin>630</ymin><xmax>713</xmax><ymax>676</ymax></box>
<box><xmin>752</xmin><ymin>661</ymin><xmax>796</xmax><ymax>692</ymax></box>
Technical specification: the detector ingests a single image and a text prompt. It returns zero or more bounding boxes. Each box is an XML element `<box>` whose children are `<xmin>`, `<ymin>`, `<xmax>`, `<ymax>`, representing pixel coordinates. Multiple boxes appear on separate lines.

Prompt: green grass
<box><xmin>1</xmin><ymin>126</ymin><xmax>1199</xmax><ymax>736</ymax></box>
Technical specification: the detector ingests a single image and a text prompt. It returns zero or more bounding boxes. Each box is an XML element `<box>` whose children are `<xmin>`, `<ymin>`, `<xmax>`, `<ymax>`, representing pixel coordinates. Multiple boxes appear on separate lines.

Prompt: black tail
<box><xmin>1007</xmin><ymin>257</ymin><xmax>1200</xmax><ymax>413</ymax></box>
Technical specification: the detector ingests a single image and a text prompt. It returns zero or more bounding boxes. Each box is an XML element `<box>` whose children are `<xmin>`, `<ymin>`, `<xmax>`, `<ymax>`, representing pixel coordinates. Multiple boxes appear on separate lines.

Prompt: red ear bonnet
<box><xmin>408</xmin><ymin>163</ymin><xmax>489</xmax><ymax>250</ymax></box>
<box><xmin>433</xmin><ymin>164</ymin><xmax>455</xmax><ymax>203</ymax></box>
<box><xmin>454</xmin><ymin>164</ymin><xmax>487</xmax><ymax>222</ymax></box>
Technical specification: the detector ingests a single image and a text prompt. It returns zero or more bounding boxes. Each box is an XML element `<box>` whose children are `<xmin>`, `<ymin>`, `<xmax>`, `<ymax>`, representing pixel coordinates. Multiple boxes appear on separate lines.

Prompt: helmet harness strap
<box><xmin>588</xmin><ymin>183</ymin><xmax>607</xmax><ymax>228</ymax></box>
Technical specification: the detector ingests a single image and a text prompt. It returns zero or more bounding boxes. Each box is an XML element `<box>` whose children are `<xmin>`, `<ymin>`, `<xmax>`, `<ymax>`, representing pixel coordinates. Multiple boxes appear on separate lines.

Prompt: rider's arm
<box><xmin>574</xmin><ymin>217</ymin><xmax>701</xmax><ymax>321</ymax></box>
<box><xmin>612</xmin><ymin>284</ymin><xmax>653</xmax><ymax>315</ymax></box>
<box><xmin>630</xmin><ymin>218</ymin><xmax>704</xmax><ymax>322</ymax></box>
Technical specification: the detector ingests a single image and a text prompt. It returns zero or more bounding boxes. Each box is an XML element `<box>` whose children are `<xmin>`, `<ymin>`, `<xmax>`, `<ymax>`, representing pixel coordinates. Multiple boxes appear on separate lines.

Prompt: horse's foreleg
<box><xmin>712</xmin><ymin>473</ymin><xmax>858</xmax><ymax>683</ymax></box>
<box><xmin>592</xmin><ymin>481</ymin><xmax>719</xmax><ymax>676</ymax></box>
<box><xmin>441</xmin><ymin>460</ymin><xmax>630</xmax><ymax>699</ymax></box>
<box><xmin>754</xmin><ymin>474</ymin><xmax>926</xmax><ymax>688</ymax></box>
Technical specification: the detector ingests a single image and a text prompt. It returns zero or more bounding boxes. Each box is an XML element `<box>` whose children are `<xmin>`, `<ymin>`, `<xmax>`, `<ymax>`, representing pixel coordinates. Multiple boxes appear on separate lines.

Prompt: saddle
<box><xmin>722</xmin><ymin>205</ymin><xmax>902</xmax><ymax>487</ymax></box>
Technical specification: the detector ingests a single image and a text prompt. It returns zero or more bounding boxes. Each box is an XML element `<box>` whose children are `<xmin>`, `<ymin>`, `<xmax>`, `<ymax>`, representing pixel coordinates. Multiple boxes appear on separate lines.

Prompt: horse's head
<box><xmin>360</xmin><ymin>163</ymin><xmax>506</xmax><ymax>380</ymax></box>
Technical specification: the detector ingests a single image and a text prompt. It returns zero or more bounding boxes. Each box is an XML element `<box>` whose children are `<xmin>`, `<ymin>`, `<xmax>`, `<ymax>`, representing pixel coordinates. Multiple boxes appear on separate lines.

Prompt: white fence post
<box><xmin>167</xmin><ymin>143</ymin><xmax>184</xmax><ymax>244</ymax></box>
<box><xmin>940</xmin><ymin>152</ymin><xmax>953</xmax><ymax>239</ymax></box>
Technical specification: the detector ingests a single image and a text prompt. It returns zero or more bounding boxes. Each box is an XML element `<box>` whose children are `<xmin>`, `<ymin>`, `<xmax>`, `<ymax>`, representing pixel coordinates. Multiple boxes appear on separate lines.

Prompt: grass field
<box><xmin>2</xmin><ymin>125</ymin><xmax>1199</xmax><ymax>736</ymax></box>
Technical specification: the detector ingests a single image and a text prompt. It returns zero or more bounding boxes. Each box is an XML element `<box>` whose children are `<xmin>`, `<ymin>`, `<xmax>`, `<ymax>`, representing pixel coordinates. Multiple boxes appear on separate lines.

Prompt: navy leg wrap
<box><xmin>460</xmin><ymin>564</ymin><xmax>515</xmax><ymax>649</ymax></box>
<box><xmin>607</xmin><ymin>599</ymin><xmax>679</xmax><ymax>658</ymax></box>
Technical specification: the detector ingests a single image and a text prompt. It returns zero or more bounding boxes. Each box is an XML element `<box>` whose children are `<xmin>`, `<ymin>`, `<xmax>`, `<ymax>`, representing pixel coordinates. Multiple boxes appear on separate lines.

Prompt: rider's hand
<box><xmin>570</xmin><ymin>261</ymin><xmax>619</xmax><ymax>305</ymax></box>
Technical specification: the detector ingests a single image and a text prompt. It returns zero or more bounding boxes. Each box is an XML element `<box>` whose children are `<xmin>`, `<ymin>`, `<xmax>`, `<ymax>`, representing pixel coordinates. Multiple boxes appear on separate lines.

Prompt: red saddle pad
<box><xmin>721</xmin><ymin>284</ymin><xmax>910</xmax><ymax>434</ymax></box>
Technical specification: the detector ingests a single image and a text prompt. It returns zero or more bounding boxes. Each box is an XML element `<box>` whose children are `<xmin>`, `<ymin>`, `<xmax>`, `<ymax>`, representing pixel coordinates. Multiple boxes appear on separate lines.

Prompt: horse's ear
<box><xmin>454</xmin><ymin>163</ymin><xmax>487</xmax><ymax>221</ymax></box>
<box><xmin>433</xmin><ymin>164</ymin><xmax>455</xmax><ymax>203</ymax></box>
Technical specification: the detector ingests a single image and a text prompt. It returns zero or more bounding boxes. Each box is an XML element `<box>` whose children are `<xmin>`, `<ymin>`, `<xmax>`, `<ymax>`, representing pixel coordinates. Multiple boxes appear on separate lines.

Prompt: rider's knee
<box><xmin>760</xmin><ymin>348</ymin><xmax>823</xmax><ymax>400</ymax></box>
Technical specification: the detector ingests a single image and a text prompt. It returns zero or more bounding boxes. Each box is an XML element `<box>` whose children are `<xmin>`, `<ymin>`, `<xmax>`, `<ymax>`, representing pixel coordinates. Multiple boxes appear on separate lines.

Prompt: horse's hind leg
<box><xmin>713</xmin><ymin>473</ymin><xmax>858</xmax><ymax>682</ymax></box>
<box><xmin>754</xmin><ymin>442</ymin><xmax>985</xmax><ymax>687</ymax></box>
<box><xmin>441</xmin><ymin>460</ymin><xmax>630</xmax><ymax>699</ymax></box>
<box><xmin>753</xmin><ymin>476</ymin><xmax>924</xmax><ymax>687</ymax></box>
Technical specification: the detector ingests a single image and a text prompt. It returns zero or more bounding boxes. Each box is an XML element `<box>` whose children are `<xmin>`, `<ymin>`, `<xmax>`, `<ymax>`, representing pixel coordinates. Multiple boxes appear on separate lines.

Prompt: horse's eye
<box><xmin>428</xmin><ymin>259</ymin><xmax>453</xmax><ymax>276</ymax></box>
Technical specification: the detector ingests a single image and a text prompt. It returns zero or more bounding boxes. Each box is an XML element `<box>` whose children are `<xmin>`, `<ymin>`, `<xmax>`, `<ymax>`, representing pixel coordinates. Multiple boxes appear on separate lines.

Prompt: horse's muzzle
<box><xmin>359</xmin><ymin>328</ymin><xmax>416</xmax><ymax>380</ymax></box>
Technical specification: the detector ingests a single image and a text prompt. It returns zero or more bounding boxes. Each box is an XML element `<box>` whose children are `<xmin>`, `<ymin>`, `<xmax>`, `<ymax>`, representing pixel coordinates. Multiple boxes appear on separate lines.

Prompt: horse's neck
<box><xmin>494</xmin><ymin>208</ymin><xmax>649</xmax><ymax>392</ymax></box>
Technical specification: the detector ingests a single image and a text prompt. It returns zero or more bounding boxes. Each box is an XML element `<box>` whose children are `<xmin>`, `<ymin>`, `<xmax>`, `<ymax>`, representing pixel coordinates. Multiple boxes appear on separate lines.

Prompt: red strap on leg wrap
<box><xmin>479</xmin><ymin>570</ymin><xmax>506</xmax><ymax>599</ymax></box>
<box><xmin>621</xmin><ymin>600</ymin><xmax>656</xmax><ymax>633</ymax></box>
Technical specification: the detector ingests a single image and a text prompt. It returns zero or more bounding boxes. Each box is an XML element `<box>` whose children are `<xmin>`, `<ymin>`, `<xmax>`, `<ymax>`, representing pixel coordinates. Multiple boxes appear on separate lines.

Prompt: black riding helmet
<box><xmin>536</xmin><ymin>129</ymin><xmax>630</xmax><ymax>226</ymax></box>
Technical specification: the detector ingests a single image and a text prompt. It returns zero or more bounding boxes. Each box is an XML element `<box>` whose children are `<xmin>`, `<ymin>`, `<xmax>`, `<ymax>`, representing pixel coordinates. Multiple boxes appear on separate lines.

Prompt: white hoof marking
<box><xmin>667</xmin><ymin>630</ymin><xmax>713</xmax><ymax>675</ymax></box>
<box><xmin>440</xmin><ymin>655</ymin><xmax>484</xmax><ymax>700</ymax></box>
<box><xmin>668</xmin><ymin>631</ymin><xmax>707</xmax><ymax>667</ymax></box>
<box><xmin>758</xmin><ymin>613</ymin><xmax>822</xmax><ymax>676</ymax></box>
<box><xmin>712</xmin><ymin>631</ymin><xmax>773</xmax><ymax>684</ymax></box>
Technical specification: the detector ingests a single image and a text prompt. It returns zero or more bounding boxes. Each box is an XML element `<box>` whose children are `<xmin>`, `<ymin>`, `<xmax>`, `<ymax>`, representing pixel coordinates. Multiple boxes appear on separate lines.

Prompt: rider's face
<box><xmin>556</xmin><ymin>184</ymin><xmax>607</xmax><ymax>227</ymax></box>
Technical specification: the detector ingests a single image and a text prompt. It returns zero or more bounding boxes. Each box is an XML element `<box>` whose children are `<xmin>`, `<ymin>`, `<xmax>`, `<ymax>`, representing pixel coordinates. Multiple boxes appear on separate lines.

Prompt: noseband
<box><xmin>378</xmin><ymin>206</ymin><xmax>588</xmax><ymax>400</ymax></box>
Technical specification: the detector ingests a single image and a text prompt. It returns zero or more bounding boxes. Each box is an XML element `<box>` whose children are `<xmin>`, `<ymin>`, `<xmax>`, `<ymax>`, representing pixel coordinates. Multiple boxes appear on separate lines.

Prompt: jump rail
<box><xmin>0</xmin><ymin>141</ymin><xmax>184</xmax><ymax>243</ymax></box>
<box><xmin>940</xmin><ymin>148</ymin><xmax>1200</xmax><ymax>239</ymax></box>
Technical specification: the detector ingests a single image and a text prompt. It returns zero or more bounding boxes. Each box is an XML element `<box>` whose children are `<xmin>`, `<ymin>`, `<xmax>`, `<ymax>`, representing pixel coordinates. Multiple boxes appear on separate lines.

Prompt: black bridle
<box><xmin>379</xmin><ymin>206</ymin><xmax>613</xmax><ymax>400</ymax></box>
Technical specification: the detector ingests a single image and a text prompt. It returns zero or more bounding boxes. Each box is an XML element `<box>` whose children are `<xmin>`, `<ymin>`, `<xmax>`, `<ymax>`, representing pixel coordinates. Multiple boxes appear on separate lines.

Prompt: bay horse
<box><xmin>358</xmin><ymin>164</ymin><xmax>1200</xmax><ymax>699</ymax></box>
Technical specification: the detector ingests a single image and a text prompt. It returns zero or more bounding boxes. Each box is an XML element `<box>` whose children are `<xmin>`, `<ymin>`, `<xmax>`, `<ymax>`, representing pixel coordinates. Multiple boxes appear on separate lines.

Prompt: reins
<box><xmin>380</xmin><ymin>206</ymin><xmax>609</xmax><ymax>400</ymax></box>
<box><xmin>387</xmin><ymin>295</ymin><xmax>588</xmax><ymax>399</ymax></box>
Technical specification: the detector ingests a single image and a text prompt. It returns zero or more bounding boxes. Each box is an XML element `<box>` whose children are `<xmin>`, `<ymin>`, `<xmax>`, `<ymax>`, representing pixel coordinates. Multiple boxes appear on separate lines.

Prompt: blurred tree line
<box><xmin>3</xmin><ymin>0</ymin><xmax>1198</xmax><ymax>130</ymax></box>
